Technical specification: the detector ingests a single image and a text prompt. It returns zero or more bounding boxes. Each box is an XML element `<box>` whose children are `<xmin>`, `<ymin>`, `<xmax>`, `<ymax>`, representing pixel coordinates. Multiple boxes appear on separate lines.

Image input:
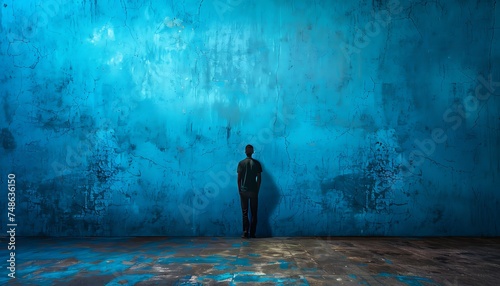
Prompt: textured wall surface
<box><xmin>0</xmin><ymin>0</ymin><xmax>499</xmax><ymax>236</ymax></box>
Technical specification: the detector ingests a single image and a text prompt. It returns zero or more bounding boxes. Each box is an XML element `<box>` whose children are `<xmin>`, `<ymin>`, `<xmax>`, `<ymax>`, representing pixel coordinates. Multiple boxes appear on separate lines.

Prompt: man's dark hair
<box><xmin>245</xmin><ymin>144</ymin><xmax>254</xmax><ymax>150</ymax></box>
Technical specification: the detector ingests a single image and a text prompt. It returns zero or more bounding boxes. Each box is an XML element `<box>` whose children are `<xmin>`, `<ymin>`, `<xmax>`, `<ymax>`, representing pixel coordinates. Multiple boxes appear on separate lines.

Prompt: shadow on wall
<box><xmin>258</xmin><ymin>165</ymin><xmax>280</xmax><ymax>238</ymax></box>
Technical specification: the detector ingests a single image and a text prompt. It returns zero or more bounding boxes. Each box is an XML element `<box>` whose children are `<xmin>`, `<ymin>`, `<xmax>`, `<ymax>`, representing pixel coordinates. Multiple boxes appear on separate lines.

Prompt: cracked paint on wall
<box><xmin>0</xmin><ymin>0</ymin><xmax>499</xmax><ymax>236</ymax></box>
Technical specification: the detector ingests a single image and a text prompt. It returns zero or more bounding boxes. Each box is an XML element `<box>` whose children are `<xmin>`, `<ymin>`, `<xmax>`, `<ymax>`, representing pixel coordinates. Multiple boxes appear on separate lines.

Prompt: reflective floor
<box><xmin>1</xmin><ymin>236</ymin><xmax>499</xmax><ymax>285</ymax></box>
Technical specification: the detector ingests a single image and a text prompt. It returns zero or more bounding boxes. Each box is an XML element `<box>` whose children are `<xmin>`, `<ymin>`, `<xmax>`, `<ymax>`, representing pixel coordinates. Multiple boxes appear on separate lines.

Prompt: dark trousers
<box><xmin>239</xmin><ymin>191</ymin><xmax>258</xmax><ymax>236</ymax></box>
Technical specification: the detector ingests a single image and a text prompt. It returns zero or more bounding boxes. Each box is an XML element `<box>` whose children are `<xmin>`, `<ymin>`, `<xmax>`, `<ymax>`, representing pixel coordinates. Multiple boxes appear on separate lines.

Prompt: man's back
<box><xmin>237</xmin><ymin>158</ymin><xmax>262</xmax><ymax>192</ymax></box>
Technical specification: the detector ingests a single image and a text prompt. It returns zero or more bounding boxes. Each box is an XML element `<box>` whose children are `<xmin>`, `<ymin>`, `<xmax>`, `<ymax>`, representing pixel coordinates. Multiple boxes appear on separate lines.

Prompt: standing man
<box><xmin>237</xmin><ymin>144</ymin><xmax>262</xmax><ymax>238</ymax></box>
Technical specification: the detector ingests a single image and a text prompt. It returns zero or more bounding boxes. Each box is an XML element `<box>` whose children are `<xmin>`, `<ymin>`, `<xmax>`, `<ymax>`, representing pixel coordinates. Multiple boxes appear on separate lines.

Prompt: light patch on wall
<box><xmin>89</xmin><ymin>25</ymin><xmax>115</xmax><ymax>44</ymax></box>
<box><xmin>163</xmin><ymin>16</ymin><xmax>183</xmax><ymax>28</ymax></box>
<box><xmin>107</xmin><ymin>27</ymin><xmax>115</xmax><ymax>40</ymax></box>
<box><xmin>107</xmin><ymin>52</ymin><xmax>123</xmax><ymax>66</ymax></box>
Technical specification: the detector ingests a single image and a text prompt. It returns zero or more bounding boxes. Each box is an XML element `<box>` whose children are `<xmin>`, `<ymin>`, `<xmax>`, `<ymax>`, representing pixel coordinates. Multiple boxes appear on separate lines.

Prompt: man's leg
<box><xmin>249</xmin><ymin>193</ymin><xmax>258</xmax><ymax>237</ymax></box>
<box><xmin>240</xmin><ymin>192</ymin><xmax>249</xmax><ymax>238</ymax></box>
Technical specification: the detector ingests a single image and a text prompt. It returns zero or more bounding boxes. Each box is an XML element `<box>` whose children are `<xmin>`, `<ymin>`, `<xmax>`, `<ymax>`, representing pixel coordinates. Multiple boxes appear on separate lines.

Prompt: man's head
<box><xmin>245</xmin><ymin>144</ymin><xmax>254</xmax><ymax>157</ymax></box>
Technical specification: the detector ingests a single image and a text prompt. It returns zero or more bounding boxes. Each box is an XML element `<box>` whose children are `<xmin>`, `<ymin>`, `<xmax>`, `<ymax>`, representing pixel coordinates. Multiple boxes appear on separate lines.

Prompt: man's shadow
<box><xmin>257</xmin><ymin>165</ymin><xmax>280</xmax><ymax>237</ymax></box>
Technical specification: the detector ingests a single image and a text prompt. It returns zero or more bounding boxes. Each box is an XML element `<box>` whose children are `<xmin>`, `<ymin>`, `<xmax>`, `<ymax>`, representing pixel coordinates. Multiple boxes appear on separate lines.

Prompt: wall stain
<box><xmin>321</xmin><ymin>174</ymin><xmax>375</xmax><ymax>212</ymax></box>
<box><xmin>1</xmin><ymin>128</ymin><xmax>16</xmax><ymax>150</ymax></box>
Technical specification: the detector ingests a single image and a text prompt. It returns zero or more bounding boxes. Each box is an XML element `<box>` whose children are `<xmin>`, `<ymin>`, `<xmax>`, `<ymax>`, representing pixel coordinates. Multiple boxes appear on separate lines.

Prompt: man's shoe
<box><xmin>241</xmin><ymin>232</ymin><xmax>249</xmax><ymax>238</ymax></box>
<box><xmin>250</xmin><ymin>234</ymin><xmax>256</xmax><ymax>238</ymax></box>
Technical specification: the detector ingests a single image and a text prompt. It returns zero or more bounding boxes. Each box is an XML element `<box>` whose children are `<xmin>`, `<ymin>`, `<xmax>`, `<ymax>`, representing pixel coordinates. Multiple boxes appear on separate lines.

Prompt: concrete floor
<box><xmin>1</xmin><ymin>237</ymin><xmax>499</xmax><ymax>285</ymax></box>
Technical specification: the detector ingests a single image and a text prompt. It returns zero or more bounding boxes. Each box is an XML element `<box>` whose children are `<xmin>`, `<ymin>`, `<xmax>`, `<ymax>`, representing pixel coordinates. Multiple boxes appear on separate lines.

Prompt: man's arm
<box><xmin>256</xmin><ymin>172</ymin><xmax>261</xmax><ymax>192</ymax></box>
<box><xmin>237</xmin><ymin>172</ymin><xmax>242</xmax><ymax>191</ymax></box>
<box><xmin>256</xmin><ymin>161</ymin><xmax>262</xmax><ymax>192</ymax></box>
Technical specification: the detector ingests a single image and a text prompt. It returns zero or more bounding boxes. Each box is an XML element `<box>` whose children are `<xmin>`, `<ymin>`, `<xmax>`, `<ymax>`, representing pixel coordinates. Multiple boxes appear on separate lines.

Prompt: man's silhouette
<box><xmin>237</xmin><ymin>144</ymin><xmax>262</xmax><ymax>238</ymax></box>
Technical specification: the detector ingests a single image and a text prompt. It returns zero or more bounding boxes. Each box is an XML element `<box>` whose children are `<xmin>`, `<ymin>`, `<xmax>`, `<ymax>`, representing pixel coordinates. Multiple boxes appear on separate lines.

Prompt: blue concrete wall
<box><xmin>0</xmin><ymin>0</ymin><xmax>499</xmax><ymax>236</ymax></box>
